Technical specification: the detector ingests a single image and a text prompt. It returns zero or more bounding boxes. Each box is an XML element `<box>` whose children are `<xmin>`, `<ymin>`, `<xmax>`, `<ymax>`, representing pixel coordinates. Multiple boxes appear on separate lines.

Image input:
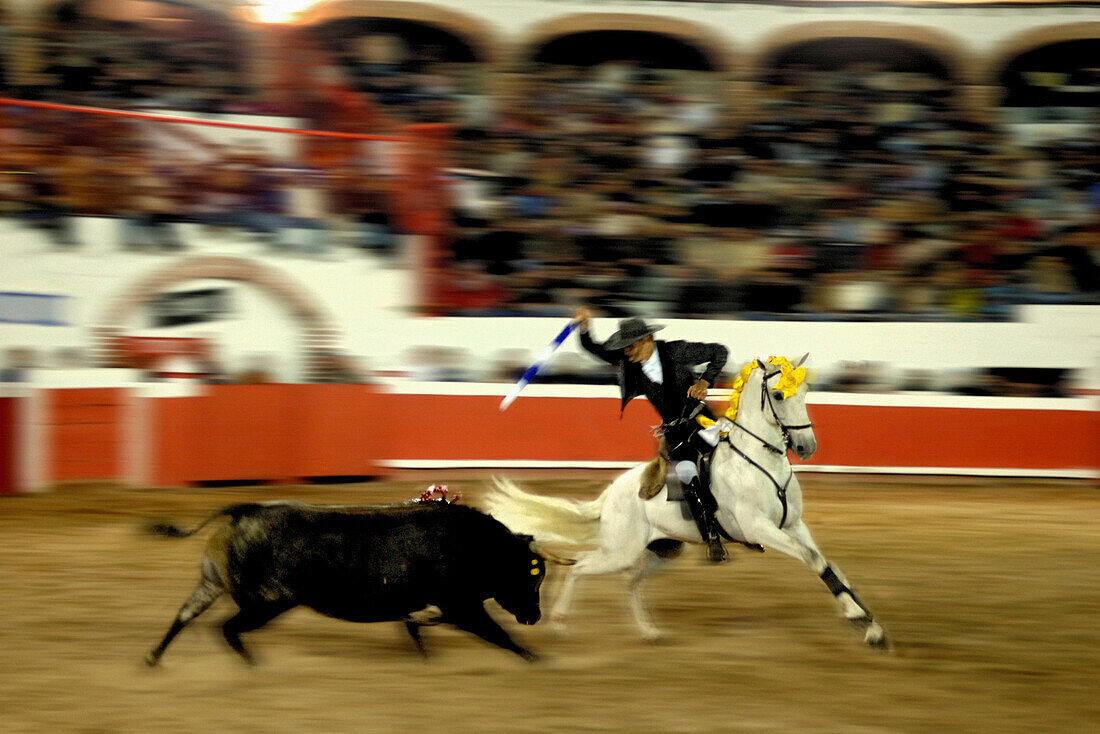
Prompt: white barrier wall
<box><xmin>2</xmin><ymin>220</ymin><xmax>1098</xmax><ymax>389</ymax></box>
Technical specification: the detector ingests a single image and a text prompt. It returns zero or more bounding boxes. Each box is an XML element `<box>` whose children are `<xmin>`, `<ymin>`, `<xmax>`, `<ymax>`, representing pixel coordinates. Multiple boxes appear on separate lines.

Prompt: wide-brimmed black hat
<box><xmin>605</xmin><ymin>318</ymin><xmax>665</xmax><ymax>350</ymax></box>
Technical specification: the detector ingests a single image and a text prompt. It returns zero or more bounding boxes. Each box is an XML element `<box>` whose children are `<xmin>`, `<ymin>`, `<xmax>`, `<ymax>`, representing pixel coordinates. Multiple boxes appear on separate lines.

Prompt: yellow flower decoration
<box><xmin>715</xmin><ymin>356</ymin><xmax>808</xmax><ymax>423</ymax></box>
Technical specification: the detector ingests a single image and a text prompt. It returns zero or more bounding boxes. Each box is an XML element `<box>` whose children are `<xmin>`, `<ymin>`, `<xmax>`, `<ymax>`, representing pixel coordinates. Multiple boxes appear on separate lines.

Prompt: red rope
<box><xmin>0</xmin><ymin>97</ymin><xmax>405</xmax><ymax>142</ymax></box>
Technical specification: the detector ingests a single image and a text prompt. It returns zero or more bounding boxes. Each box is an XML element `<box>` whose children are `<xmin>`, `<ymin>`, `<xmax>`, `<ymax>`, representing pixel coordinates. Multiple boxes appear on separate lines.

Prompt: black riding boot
<box><xmin>683</xmin><ymin>477</ymin><xmax>728</xmax><ymax>563</ymax></box>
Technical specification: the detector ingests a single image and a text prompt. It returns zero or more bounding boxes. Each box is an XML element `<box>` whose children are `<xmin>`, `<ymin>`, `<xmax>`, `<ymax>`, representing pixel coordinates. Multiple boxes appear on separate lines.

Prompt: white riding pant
<box><xmin>674</xmin><ymin>460</ymin><xmax>699</xmax><ymax>486</ymax></box>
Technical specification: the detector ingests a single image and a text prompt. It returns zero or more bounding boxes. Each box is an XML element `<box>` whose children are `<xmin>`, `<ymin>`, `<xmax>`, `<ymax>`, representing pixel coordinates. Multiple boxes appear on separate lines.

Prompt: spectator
<box><xmin>236</xmin><ymin>355</ymin><xmax>276</xmax><ymax>385</ymax></box>
<box><xmin>0</xmin><ymin>347</ymin><xmax>35</xmax><ymax>383</ymax></box>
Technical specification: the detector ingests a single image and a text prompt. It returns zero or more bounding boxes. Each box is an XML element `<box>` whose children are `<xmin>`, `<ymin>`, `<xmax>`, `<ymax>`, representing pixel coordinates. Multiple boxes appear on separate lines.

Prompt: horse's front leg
<box><xmin>786</xmin><ymin>521</ymin><xmax>888</xmax><ymax>649</ymax></box>
<box><xmin>741</xmin><ymin>517</ymin><xmax>888</xmax><ymax>649</ymax></box>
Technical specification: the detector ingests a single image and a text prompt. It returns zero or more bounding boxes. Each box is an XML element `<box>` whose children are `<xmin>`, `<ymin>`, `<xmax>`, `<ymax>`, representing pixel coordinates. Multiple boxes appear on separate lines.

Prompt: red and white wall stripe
<box><xmin>1</xmin><ymin>382</ymin><xmax>1095</xmax><ymax>494</ymax></box>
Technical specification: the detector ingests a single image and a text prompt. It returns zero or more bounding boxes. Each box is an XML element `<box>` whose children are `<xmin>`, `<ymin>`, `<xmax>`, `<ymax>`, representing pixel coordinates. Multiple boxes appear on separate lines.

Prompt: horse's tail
<box><xmin>145</xmin><ymin>503</ymin><xmax>264</xmax><ymax>538</ymax></box>
<box><xmin>485</xmin><ymin>477</ymin><xmax>607</xmax><ymax>546</ymax></box>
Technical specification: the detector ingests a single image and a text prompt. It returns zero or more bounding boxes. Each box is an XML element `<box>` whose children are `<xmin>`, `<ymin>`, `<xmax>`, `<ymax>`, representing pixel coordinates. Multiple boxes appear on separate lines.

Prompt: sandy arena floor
<box><xmin>0</xmin><ymin>474</ymin><xmax>1097</xmax><ymax>734</ymax></box>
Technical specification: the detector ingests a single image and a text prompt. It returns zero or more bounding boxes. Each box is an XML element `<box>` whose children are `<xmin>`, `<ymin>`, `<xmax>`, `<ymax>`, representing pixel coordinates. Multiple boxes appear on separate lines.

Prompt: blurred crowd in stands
<box><xmin>427</xmin><ymin>62</ymin><xmax>1098</xmax><ymax>321</ymax></box>
<box><xmin>0</xmin><ymin>105</ymin><xmax>402</xmax><ymax>258</ymax></box>
<box><xmin>1</xmin><ymin>11</ymin><xmax>1097</xmax><ymax>394</ymax></box>
<box><xmin>16</xmin><ymin>2</ymin><xmax>263</xmax><ymax>115</ymax></box>
<box><xmin>5</xmin><ymin>33</ymin><xmax>1097</xmax><ymax>321</ymax></box>
<box><xmin>3</xmin><ymin>341</ymin><xmax>1075</xmax><ymax>399</ymax></box>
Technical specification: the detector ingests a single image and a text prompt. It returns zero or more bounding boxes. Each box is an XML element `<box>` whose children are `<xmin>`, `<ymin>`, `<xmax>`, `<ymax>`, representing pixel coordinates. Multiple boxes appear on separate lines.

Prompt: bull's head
<box><xmin>493</xmin><ymin>535</ymin><xmax>574</xmax><ymax>626</ymax></box>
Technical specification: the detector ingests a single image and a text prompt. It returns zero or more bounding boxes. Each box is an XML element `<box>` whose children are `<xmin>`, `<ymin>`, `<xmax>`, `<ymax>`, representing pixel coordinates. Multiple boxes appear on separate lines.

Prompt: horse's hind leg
<box><xmin>145</xmin><ymin>578</ymin><xmax>223</xmax><ymax>665</ymax></box>
<box><xmin>626</xmin><ymin>547</ymin><xmax>674</xmax><ymax>641</ymax></box>
<box><xmin>550</xmin><ymin>497</ymin><xmax>652</xmax><ymax>637</ymax></box>
<box><xmin>550</xmin><ymin>546</ymin><xmax>642</xmax><ymax>637</ymax></box>
<box><xmin>742</xmin><ymin>518</ymin><xmax>887</xmax><ymax>649</ymax></box>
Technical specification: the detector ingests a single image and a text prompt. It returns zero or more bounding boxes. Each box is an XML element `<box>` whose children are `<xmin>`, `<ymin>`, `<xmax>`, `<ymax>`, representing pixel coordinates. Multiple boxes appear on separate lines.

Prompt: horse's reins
<box><xmin>721</xmin><ymin>368</ymin><xmax>813</xmax><ymax>529</ymax></box>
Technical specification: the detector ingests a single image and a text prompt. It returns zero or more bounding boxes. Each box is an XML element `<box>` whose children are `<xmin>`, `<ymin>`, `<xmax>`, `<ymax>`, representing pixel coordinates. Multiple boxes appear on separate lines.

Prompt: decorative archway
<box><xmin>520</xmin><ymin>13</ymin><xmax>736</xmax><ymax>74</ymax></box>
<box><xmin>986</xmin><ymin>22</ymin><xmax>1100</xmax><ymax>81</ymax></box>
<box><xmin>750</xmin><ymin>21</ymin><xmax>971</xmax><ymax>83</ymax></box>
<box><xmin>94</xmin><ymin>256</ymin><xmax>340</xmax><ymax>376</ymax></box>
<box><xmin>985</xmin><ymin>23</ymin><xmax>1100</xmax><ymax>106</ymax></box>
<box><xmin>299</xmin><ymin>0</ymin><xmax>500</xmax><ymax>65</ymax></box>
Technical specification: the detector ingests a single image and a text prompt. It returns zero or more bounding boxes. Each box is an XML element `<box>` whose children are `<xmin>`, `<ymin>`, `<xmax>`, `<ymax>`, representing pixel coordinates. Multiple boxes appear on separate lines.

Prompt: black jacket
<box><xmin>579</xmin><ymin>330</ymin><xmax>728</xmax><ymax>425</ymax></box>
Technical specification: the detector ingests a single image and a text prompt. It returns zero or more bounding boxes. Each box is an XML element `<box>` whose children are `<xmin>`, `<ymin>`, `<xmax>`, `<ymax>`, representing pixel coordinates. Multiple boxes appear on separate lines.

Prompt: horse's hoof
<box><xmin>143</xmin><ymin>651</ymin><xmax>159</xmax><ymax>667</ymax></box>
<box><xmin>639</xmin><ymin>627</ymin><xmax>664</xmax><ymax>643</ymax></box>
<box><xmin>550</xmin><ymin>619</ymin><xmax>569</xmax><ymax>639</ymax></box>
<box><xmin>865</xmin><ymin>623</ymin><xmax>889</xmax><ymax>650</ymax></box>
<box><xmin>405</xmin><ymin>604</ymin><xmax>443</xmax><ymax>625</ymax></box>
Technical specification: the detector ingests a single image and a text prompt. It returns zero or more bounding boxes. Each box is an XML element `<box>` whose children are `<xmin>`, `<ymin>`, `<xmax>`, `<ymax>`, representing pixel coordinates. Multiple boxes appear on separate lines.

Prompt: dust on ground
<box><xmin>1</xmin><ymin>475</ymin><xmax>1097</xmax><ymax>734</ymax></box>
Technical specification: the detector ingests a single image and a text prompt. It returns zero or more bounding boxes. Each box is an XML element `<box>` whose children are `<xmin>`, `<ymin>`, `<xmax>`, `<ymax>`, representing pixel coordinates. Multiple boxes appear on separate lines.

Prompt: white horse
<box><xmin>485</xmin><ymin>355</ymin><xmax>888</xmax><ymax>649</ymax></box>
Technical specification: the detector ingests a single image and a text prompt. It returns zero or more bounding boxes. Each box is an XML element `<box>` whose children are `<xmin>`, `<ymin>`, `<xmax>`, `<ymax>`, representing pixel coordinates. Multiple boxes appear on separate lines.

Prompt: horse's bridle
<box><xmin>720</xmin><ymin>367</ymin><xmax>813</xmax><ymax>529</ymax></box>
<box><xmin>726</xmin><ymin>367</ymin><xmax>813</xmax><ymax>455</ymax></box>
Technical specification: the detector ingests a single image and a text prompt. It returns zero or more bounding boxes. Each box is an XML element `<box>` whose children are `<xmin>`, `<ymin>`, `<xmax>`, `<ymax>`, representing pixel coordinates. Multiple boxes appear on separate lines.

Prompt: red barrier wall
<box><xmin>374</xmin><ymin>394</ymin><xmax>1099</xmax><ymax>474</ymax></box>
<box><xmin>45</xmin><ymin>389</ymin><xmax>125</xmax><ymax>483</ymax></box>
<box><xmin>807</xmin><ymin>404</ymin><xmax>1099</xmax><ymax>471</ymax></box>
<box><xmin>17</xmin><ymin>386</ymin><xmax>1097</xmax><ymax>490</ymax></box>
<box><xmin>0</xmin><ymin>397</ymin><xmax>16</xmax><ymax>495</ymax></box>
<box><xmin>150</xmin><ymin>384</ymin><xmax>384</xmax><ymax>486</ymax></box>
<box><xmin>373</xmin><ymin>393</ymin><xmax>657</xmax><ymax>462</ymax></box>
<box><xmin>286</xmin><ymin>384</ymin><xmax>386</xmax><ymax>479</ymax></box>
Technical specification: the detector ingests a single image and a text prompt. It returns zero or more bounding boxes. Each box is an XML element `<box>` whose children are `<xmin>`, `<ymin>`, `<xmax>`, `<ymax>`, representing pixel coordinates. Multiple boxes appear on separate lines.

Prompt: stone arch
<box><xmin>519</xmin><ymin>13</ymin><xmax>737</xmax><ymax>74</ymax></box>
<box><xmin>986</xmin><ymin>22</ymin><xmax>1100</xmax><ymax>82</ymax></box>
<box><xmin>750</xmin><ymin>21</ymin><xmax>973</xmax><ymax>84</ymax></box>
<box><xmin>94</xmin><ymin>256</ymin><xmax>340</xmax><ymax>371</ymax></box>
<box><xmin>984</xmin><ymin>23</ymin><xmax>1100</xmax><ymax>107</ymax></box>
<box><xmin>299</xmin><ymin>0</ymin><xmax>500</xmax><ymax>65</ymax></box>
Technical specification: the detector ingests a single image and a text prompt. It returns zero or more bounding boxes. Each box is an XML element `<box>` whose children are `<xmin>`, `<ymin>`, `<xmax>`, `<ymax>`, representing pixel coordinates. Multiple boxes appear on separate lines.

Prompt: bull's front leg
<box><xmin>446</xmin><ymin>605</ymin><xmax>537</xmax><ymax>662</ymax></box>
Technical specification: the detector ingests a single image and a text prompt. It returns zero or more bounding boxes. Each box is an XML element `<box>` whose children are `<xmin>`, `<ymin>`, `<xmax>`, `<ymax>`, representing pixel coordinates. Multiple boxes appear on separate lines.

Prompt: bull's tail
<box><xmin>485</xmin><ymin>477</ymin><xmax>607</xmax><ymax>546</ymax></box>
<box><xmin>145</xmin><ymin>503</ymin><xmax>264</xmax><ymax>538</ymax></box>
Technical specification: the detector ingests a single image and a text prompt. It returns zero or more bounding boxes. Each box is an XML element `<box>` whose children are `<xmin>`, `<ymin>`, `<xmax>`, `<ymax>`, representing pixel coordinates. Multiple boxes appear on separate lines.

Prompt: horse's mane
<box><xmin>723</xmin><ymin>356</ymin><xmax>808</xmax><ymax>421</ymax></box>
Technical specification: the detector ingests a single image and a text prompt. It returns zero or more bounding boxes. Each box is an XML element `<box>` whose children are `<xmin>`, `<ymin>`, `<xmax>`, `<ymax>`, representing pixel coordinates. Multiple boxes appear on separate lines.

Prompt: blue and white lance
<box><xmin>498</xmin><ymin>322</ymin><xmax>578</xmax><ymax>412</ymax></box>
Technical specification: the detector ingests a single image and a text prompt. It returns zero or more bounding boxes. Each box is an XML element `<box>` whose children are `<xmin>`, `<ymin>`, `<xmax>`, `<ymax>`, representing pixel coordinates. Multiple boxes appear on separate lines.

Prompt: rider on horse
<box><xmin>572</xmin><ymin>307</ymin><xmax>730</xmax><ymax>563</ymax></box>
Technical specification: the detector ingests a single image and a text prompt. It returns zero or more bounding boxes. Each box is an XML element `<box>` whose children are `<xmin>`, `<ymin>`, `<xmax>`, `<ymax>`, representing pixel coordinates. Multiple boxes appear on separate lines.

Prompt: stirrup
<box><xmin>705</xmin><ymin>536</ymin><xmax>729</xmax><ymax>563</ymax></box>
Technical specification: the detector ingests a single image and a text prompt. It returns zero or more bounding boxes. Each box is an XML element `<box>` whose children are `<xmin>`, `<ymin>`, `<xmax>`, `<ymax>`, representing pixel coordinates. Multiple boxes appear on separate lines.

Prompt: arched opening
<box><xmin>96</xmin><ymin>256</ymin><xmax>340</xmax><ymax>382</ymax></box>
<box><xmin>532</xmin><ymin>30</ymin><xmax>715</xmax><ymax>72</ymax></box>
<box><xmin>313</xmin><ymin>16</ymin><xmax>480</xmax><ymax>63</ymax></box>
<box><xmin>998</xmin><ymin>39</ymin><xmax>1100</xmax><ymax>124</ymax></box>
<box><xmin>746</xmin><ymin>35</ymin><xmax>958</xmax><ymax>163</ymax></box>
<box><xmin>762</xmin><ymin>36</ymin><xmax>954</xmax><ymax>98</ymax></box>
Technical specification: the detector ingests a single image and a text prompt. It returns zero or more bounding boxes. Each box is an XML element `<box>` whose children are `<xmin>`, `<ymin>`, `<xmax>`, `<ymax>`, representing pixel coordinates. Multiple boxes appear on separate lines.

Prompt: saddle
<box><xmin>636</xmin><ymin>441</ymin><xmax>705</xmax><ymax>504</ymax></box>
<box><xmin>638</xmin><ymin>448</ymin><xmax>763</xmax><ymax>552</ymax></box>
<box><xmin>639</xmin><ymin>452</ymin><xmax>669</xmax><ymax>500</ymax></box>
<box><xmin>637</xmin><ymin>441</ymin><xmax>699</xmax><ymax>505</ymax></box>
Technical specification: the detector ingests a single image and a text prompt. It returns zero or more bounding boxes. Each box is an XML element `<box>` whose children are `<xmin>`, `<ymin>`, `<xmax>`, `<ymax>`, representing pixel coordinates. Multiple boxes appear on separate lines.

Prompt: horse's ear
<box><xmin>795</xmin><ymin>353</ymin><xmax>809</xmax><ymax>368</ymax></box>
<box><xmin>755</xmin><ymin>358</ymin><xmax>768</xmax><ymax>371</ymax></box>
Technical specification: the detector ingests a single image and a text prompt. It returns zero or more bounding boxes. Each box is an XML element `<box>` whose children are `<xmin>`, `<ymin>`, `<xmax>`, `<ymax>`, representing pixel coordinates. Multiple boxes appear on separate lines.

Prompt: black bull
<box><xmin>145</xmin><ymin>501</ymin><xmax>564</xmax><ymax>664</ymax></box>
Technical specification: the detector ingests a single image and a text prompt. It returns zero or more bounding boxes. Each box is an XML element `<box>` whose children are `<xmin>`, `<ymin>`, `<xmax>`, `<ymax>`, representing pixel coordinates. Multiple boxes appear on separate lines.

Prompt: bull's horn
<box><xmin>795</xmin><ymin>353</ymin><xmax>810</xmax><ymax>368</ymax></box>
<box><xmin>529</xmin><ymin>540</ymin><xmax>576</xmax><ymax>565</ymax></box>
